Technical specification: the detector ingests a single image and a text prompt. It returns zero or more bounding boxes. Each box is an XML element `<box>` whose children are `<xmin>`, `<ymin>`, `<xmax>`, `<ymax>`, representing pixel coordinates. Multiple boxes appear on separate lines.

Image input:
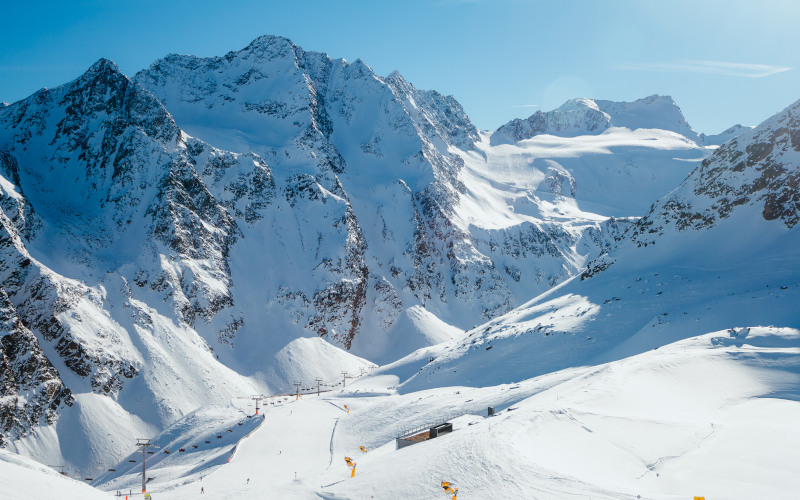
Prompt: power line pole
<box><xmin>136</xmin><ymin>439</ymin><xmax>153</xmax><ymax>493</ymax></box>
<box><xmin>315</xmin><ymin>377</ymin><xmax>322</xmax><ymax>396</ymax></box>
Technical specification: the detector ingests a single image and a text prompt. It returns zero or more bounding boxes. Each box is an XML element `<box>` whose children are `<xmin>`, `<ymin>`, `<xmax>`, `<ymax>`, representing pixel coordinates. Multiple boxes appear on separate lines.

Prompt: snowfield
<box><xmin>21</xmin><ymin>326</ymin><xmax>791</xmax><ymax>500</ymax></box>
<box><xmin>0</xmin><ymin>449</ymin><xmax>113</xmax><ymax>500</ymax></box>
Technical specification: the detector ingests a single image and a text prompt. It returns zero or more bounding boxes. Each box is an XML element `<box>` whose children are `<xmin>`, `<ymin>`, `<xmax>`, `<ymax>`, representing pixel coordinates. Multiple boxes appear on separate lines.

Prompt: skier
<box><xmin>201</xmin><ymin>486</ymin><xmax>204</xmax><ymax>494</ymax></box>
<box><xmin>247</xmin><ymin>478</ymin><xmax>250</xmax><ymax>485</ymax></box>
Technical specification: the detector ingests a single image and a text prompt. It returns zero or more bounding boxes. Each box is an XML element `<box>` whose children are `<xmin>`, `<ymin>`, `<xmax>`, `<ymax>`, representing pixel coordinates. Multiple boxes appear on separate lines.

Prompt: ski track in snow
<box><xmin>328</xmin><ymin>415</ymin><xmax>340</xmax><ymax>468</ymax></box>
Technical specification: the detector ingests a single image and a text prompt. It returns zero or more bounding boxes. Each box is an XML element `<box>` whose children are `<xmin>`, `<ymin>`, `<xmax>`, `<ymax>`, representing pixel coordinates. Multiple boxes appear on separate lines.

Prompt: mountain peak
<box><xmin>241</xmin><ymin>34</ymin><xmax>295</xmax><ymax>52</ymax></box>
<box><xmin>493</xmin><ymin>94</ymin><xmax>699</xmax><ymax>145</ymax></box>
<box><xmin>86</xmin><ymin>57</ymin><xmax>120</xmax><ymax>74</ymax></box>
<box><xmin>593</xmin><ymin>94</ymin><xmax>698</xmax><ymax>141</ymax></box>
<box><xmin>611</xmin><ymin>96</ymin><xmax>800</xmax><ymax>255</ymax></box>
<box><xmin>74</xmin><ymin>58</ymin><xmax>127</xmax><ymax>87</ymax></box>
<box><xmin>699</xmin><ymin>123</ymin><xmax>753</xmax><ymax>146</ymax></box>
<box><xmin>555</xmin><ymin>97</ymin><xmax>603</xmax><ymax>112</ymax></box>
<box><xmin>67</xmin><ymin>57</ymin><xmax>131</xmax><ymax>96</ymax></box>
<box><xmin>231</xmin><ymin>34</ymin><xmax>301</xmax><ymax>63</ymax></box>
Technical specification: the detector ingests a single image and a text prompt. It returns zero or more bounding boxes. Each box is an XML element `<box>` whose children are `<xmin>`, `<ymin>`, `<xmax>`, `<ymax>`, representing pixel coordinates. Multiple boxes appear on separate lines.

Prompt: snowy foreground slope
<box><xmin>53</xmin><ymin>326</ymin><xmax>798</xmax><ymax>500</ymax></box>
<box><xmin>0</xmin><ymin>449</ymin><xmax>112</xmax><ymax>500</ymax></box>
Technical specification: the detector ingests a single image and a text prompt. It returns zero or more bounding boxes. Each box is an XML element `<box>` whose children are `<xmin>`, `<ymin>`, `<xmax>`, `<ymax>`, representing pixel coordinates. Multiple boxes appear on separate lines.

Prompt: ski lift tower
<box><xmin>237</xmin><ymin>395</ymin><xmax>267</xmax><ymax>415</ymax></box>
<box><xmin>136</xmin><ymin>439</ymin><xmax>153</xmax><ymax>493</ymax></box>
<box><xmin>294</xmin><ymin>381</ymin><xmax>302</xmax><ymax>399</ymax></box>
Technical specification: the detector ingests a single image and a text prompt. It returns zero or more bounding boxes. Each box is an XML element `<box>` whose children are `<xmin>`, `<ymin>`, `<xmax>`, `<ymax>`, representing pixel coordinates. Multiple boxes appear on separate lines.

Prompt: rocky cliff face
<box><xmin>629</xmin><ymin>98</ymin><xmax>800</xmax><ymax>246</ymax></box>
<box><xmin>133</xmin><ymin>35</ymin><xmax>549</xmax><ymax>352</ymax></box>
<box><xmin>580</xmin><ymin>99</ymin><xmax>800</xmax><ymax>282</ymax></box>
<box><xmin>0</xmin><ymin>289</ymin><xmax>72</xmax><ymax>447</ymax></box>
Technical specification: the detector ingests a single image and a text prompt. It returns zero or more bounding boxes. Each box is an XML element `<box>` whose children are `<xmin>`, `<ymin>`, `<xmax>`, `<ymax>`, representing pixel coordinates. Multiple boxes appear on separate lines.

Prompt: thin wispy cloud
<box><xmin>512</xmin><ymin>104</ymin><xmax>539</xmax><ymax>108</ymax></box>
<box><xmin>616</xmin><ymin>60</ymin><xmax>791</xmax><ymax>78</ymax></box>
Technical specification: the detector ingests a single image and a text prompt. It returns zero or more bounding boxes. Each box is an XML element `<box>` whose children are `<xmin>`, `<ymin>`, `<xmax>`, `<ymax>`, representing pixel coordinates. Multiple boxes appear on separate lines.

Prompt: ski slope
<box><xmin>0</xmin><ymin>449</ymin><xmax>113</xmax><ymax>500</ymax></box>
<box><xmin>69</xmin><ymin>326</ymin><xmax>800</xmax><ymax>500</ymax></box>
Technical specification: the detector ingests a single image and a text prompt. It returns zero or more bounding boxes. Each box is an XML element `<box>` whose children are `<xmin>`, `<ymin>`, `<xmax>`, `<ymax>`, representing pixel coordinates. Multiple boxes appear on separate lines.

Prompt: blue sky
<box><xmin>2</xmin><ymin>0</ymin><xmax>798</xmax><ymax>134</ymax></box>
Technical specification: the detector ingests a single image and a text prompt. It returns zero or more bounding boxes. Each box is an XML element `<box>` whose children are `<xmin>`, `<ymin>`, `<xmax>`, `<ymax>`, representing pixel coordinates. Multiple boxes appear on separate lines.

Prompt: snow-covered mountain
<box><xmin>132</xmin><ymin>35</ymin><xmax>489</xmax><ymax>357</ymax></box>
<box><xmin>0</xmin><ymin>34</ymin><xmax>763</xmax><ymax>481</ymax></box>
<box><xmin>0</xmin><ymin>54</ymin><xmax>379</xmax><ymax>468</ymax></box>
<box><xmin>0</xmin><ymin>58</ymin><xmax>268</xmax><ymax>469</ymax></box>
<box><xmin>390</xmin><ymin>97</ymin><xmax>800</xmax><ymax>392</ymax></box>
<box><xmin>131</xmin><ymin>36</ymin><xmax>707</xmax><ymax>356</ymax></box>
<box><xmin>492</xmin><ymin>94</ymin><xmax>700</xmax><ymax>145</ymax></box>
<box><xmin>699</xmin><ymin>123</ymin><xmax>753</xmax><ymax>146</ymax></box>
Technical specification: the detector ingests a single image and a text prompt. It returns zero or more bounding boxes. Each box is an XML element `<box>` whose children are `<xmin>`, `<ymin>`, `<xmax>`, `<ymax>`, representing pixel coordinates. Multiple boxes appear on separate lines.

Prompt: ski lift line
<box><xmin>250</xmin><ymin>367</ymin><xmax>377</xmax><ymax>400</ymax></box>
<box><xmin>235</xmin><ymin>394</ymin><xmax>270</xmax><ymax>414</ymax></box>
<box><xmin>99</xmin><ymin>418</ymin><xmax>264</xmax><ymax>488</ymax></box>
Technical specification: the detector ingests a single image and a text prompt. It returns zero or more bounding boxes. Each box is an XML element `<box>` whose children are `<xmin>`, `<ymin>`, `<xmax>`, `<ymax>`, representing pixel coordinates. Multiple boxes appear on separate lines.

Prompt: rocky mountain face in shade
<box><xmin>131</xmin><ymin>35</ymin><xmax>635</xmax><ymax>354</ymax></box>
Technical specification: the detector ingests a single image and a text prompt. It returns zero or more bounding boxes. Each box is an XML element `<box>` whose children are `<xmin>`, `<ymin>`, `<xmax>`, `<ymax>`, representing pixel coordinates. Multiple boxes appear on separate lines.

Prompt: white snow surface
<box><xmin>0</xmin><ymin>448</ymin><xmax>113</xmax><ymax>499</ymax></box>
<box><xmin>700</xmin><ymin>123</ymin><xmax>754</xmax><ymax>146</ymax></box>
<box><xmin>55</xmin><ymin>326</ymin><xmax>800</xmax><ymax>500</ymax></box>
<box><xmin>265</xmin><ymin>337</ymin><xmax>377</xmax><ymax>394</ymax></box>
